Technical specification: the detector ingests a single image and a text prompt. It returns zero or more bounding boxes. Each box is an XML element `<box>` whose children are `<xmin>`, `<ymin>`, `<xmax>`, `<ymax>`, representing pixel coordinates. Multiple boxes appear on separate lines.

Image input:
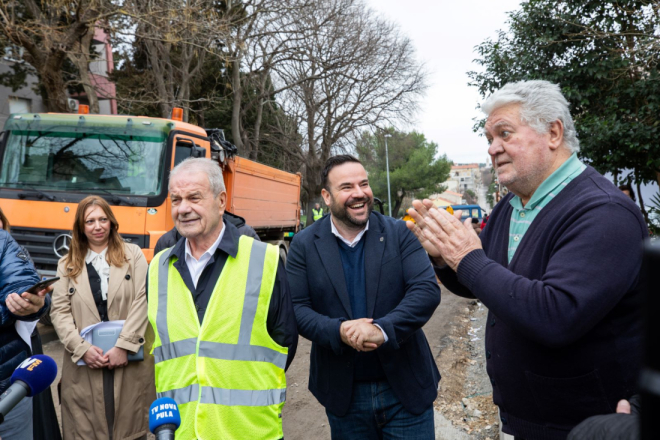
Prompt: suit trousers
<box><xmin>325</xmin><ymin>381</ymin><xmax>434</xmax><ymax>440</ymax></box>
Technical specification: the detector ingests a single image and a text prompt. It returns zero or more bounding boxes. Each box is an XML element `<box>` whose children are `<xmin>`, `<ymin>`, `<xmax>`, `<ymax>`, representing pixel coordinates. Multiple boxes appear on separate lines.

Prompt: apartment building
<box><xmin>0</xmin><ymin>26</ymin><xmax>116</xmax><ymax>126</ymax></box>
<box><xmin>448</xmin><ymin>163</ymin><xmax>481</xmax><ymax>193</ymax></box>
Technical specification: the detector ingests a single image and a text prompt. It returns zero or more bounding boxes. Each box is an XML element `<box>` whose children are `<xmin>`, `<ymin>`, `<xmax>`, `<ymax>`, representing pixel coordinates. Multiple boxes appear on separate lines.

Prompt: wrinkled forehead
<box><xmin>169</xmin><ymin>171</ymin><xmax>211</xmax><ymax>193</ymax></box>
<box><xmin>484</xmin><ymin>104</ymin><xmax>522</xmax><ymax>135</ymax></box>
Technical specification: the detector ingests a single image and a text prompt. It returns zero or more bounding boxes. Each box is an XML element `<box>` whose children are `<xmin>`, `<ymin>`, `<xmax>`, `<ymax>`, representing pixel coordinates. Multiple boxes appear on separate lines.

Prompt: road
<box><xmin>42</xmin><ymin>289</ymin><xmax>488</xmax><ymax>439</ymax></box>
<box><xmin>477</xmin><ymin>183</ymin><xmax>490</xmax><ymax>213</ymax></box>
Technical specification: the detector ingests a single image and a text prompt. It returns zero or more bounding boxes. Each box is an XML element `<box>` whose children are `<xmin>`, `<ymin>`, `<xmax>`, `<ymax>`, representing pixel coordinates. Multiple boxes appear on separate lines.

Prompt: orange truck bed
<box><xmin>227</xmin><ymin>157</ymin><xmax>301</xmax><ymax>231</ymax></box>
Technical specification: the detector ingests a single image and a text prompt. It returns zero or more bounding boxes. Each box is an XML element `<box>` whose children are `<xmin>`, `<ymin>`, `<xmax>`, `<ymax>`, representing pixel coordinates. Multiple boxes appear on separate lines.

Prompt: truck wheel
<box><xmin>279</xmin><ymin>246</ymin><xmax>287</xmax><ymax>265</ymax></box>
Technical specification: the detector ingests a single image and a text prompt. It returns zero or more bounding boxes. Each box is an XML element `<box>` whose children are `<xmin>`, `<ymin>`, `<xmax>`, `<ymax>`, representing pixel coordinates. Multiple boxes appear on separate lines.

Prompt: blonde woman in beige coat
<box><xmin>51</xmin><ymin>196</ymin><xmax>155</xmax><ymax>440</ymax></box>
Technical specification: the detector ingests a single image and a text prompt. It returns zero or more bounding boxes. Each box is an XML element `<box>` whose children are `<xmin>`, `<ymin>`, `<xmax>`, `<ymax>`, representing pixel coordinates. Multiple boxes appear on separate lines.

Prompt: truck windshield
<box><xmin>0</xmin><ymin>130</ymin><xmax>167</xmax><ymax>196</ymax></box>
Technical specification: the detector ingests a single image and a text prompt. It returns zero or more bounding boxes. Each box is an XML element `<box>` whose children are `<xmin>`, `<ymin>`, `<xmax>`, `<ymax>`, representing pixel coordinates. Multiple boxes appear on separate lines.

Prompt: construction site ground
<box><xmin>41</xmin><ymin>285</ymin><xmax>498</xmax><ymax>439</ymax></box>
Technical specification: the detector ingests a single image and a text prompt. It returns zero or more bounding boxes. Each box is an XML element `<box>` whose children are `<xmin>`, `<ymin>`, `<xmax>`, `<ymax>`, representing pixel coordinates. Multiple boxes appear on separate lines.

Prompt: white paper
<box><xmin>77</xmin><ymin>320</ymin><xmax>126</xmax><ymax>365</ymax></box>
<box><xmin>15</xmin><ymin>320</ymin><xmax>38</xmax><ymax>351</ymax></box>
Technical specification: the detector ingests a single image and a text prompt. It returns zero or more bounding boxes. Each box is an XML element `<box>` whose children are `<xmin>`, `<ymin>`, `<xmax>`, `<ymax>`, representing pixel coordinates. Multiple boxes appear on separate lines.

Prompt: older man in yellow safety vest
<box><xmin>147</xmin><ymin>157</ymin><xmax>298</xmax><ymax>440</ymax></box>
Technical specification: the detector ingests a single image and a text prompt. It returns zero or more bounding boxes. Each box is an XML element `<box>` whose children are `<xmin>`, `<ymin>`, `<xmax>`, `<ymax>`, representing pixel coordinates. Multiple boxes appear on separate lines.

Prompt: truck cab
<box><xmin>0</xmin><ymin>111</ymin><xmax>301</xmax><ymax>277</ymax></box>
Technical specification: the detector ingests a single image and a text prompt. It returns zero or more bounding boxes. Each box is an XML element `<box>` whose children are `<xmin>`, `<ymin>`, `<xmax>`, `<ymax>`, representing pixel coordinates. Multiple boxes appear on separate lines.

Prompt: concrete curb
<box><xmin>435</xmin><ymin>409</ymin><xmax>471</xmax><ymax>439</ymax></box>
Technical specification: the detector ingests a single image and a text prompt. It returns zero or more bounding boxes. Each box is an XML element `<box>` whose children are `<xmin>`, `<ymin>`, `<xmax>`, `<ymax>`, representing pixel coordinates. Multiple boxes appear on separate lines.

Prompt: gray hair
<box><xmin>481</xmin><ymin>80</ymin><xmax>580</xmax><ymax>153</ymax></box>
<box><xmin>169</xmin><ymin>157</ymin><xmax>225</xmax><ymax>196</ymax></box>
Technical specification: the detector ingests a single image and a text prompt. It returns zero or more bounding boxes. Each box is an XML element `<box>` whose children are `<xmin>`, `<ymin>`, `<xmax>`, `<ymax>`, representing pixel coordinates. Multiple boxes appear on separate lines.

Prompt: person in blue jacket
<box><xmin>0</xmin><ymin>229</ymin><xmax>52</xmax><ymax>440</ymax></box>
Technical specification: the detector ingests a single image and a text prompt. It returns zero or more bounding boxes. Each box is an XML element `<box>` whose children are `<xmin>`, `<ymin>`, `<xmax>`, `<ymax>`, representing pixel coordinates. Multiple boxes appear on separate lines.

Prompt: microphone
<box><xmin>149</xmin><ymin>397</ymin><xmax>181</xmax><ymax>440</ymax></box>
<box><xmin>0</xmin><ymin>355</ymin><xmax>57</xmax><ymax>424</ymax></box>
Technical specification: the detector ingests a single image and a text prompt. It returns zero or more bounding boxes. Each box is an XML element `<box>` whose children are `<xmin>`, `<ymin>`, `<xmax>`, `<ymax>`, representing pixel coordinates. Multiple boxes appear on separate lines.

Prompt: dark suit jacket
<box><xmin>286</xmin><ymin>211</ymin><xmax>441</xmax><ymax>416</ymax></box>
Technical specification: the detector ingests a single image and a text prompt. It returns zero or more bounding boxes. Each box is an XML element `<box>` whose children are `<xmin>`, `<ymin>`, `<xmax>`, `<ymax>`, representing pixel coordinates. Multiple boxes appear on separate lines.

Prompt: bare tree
<box><xmin>0</xmin><ymin>0</ymin><xmax>116</xmax><ymax>112</ymax></box>
<box><xmin>117</xmin><ymin>0</ymin><xmax>222</xmax><ymax>121</ymax></box>
<box><xmin>221</xmin><ymin>0</ymin><xmax>314</xmax><ymax>159</ymax></box>
<box><xmin>272</xmin><ymin>0</ymin><xmax>427</xmax><ymax>225</ymax></box>
<box><xmin>68</xmin><ymin>28</ymin><xmax>100</xmax><ymax>113</ymax></box>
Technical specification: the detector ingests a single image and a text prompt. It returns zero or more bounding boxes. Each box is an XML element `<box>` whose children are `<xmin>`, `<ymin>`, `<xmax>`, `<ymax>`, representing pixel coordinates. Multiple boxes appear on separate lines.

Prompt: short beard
<box><xmin>328</xmin><ymin>196</ymin><xmax>373</xmax><ymax>230</ymax></box>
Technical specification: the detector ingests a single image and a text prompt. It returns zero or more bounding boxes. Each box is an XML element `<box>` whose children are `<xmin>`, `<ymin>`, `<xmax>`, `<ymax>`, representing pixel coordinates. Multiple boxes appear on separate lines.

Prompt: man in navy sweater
<box><xmin>407</xmin><ymin>80</ymin><xmax>648</xmax><ymax>440</ymax></box>
<box><xmin>287</xmin><ymin>155</ymin><xmax>441</xmax><ymax>439</ymax></box>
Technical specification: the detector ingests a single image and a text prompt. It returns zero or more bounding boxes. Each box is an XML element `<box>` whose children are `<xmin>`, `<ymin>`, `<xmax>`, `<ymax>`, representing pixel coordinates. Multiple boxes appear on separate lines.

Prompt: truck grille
<box><xmin>10</xmin><ymin>227</ymin><xmax>149</xmax><ymax>274</ymax></box>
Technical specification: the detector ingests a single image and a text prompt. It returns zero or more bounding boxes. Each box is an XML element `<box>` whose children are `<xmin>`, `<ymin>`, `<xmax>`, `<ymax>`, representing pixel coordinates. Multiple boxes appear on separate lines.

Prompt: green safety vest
<box><xmin>312</xmin><ymin>208</ymin><xmax>323</xmax><ymax>221</ymax></box>
<box><xmin>147</xmin><ymin>236</ymin><xmax>286</xmax><ymax>440</ymax></box>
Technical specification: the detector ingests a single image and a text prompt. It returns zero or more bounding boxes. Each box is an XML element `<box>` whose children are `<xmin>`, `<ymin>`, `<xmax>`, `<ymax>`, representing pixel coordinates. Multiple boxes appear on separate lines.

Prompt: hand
<box><xmin>106</xmin><ymin>347</ymin><xmax>128</xmax><ymax>370</ymax></box>
<box><xmin>345</xmin><ymin>321</ymin><xmax>385</xmax><ymax>352</ymax></box>
<box><xmin>616</xmin><ymin>400</ymin><xmax>631</xmax><ymax>414</ymax></box>
<box><xmin>340</xmin><ymin>318</ymin><xmax>370</xmax><ymax>346</ymax></box>
<box><xmin>406</xmin><ymin>199</ymin><xmax>482</xmax><ymax>271</ymax></box>
<box><xmin>5</xmin><ymin>285</ymin><xmax>52</xmax><ymax>317</ymax></box>
<box><xmin>83</xmin><ymin>346</ymin><xmax>109</xmax><ymax>369</ymax></box>
<box><xmin>341</xmin><ymin>318</ymin><xmax>377</xmax><ymax>350</ymax></box>
<box><xmin>406</xmin><ymin>200</ymin><xmax>465</xmax><ymax>266</ymax></box>
<box><xmin>340</xmin><ymin>318</ymin><xmax>382</xmax><ymax>352</ymax></box>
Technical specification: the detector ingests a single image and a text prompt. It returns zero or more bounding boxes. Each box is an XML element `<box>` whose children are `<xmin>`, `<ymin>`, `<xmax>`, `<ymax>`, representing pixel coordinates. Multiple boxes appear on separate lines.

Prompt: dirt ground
<box><xmin>42</xmin><ymin>286</ymin><xmax>498</xmax><ymax>439</ymax></box>
<box><xmin>280</xmin><ymin>287</ymin><xmax>499</xmax><ymax>440</ymax></box>
<box><xmin>433</xmin><ymin>296</ymin><xmax>500</xmax><ymax>439</ymax></box>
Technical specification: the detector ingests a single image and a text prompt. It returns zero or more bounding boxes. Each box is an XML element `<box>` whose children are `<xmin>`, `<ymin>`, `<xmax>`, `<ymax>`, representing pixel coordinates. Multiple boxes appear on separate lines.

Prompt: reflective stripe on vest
<box><xmin>158</xmin><ymin>384</ymin><xmax>200</xmax><ymax>405</ymax></box>
<box><xmin>200</xmin><ymin>387</ymin><xmax>286</xmax><ymax>406</ymax></box>
<box><xmin>154</xmin><ymin>340</ymin><xmax>287</xmax><ymax>370</ymax></box>
<box><xmin>153</xmin><ymin>338</ymin><xmax>197</xmax><ymax>364</ymax></box>
<box><xmin>148</xmin><ymin>236</ymin><xmax>286</xmax><ymax>440</ymax></box>
<box><xmin>312</xmin><ymin>208</ymin><xmax>323</xmax><ymax>221</ymax></box>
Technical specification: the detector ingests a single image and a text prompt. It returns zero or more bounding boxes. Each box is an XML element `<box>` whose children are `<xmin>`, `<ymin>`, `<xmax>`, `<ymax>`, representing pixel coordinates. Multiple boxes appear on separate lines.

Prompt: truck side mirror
<box><xmin>191</xmin><ymin>145</ymin><xmax>206</xmax><ymax>158</ymax></box>
<box><xmin>175</xmin><ymin>138</ymin><xmax>207</xmax><ymax>163</ymax></box>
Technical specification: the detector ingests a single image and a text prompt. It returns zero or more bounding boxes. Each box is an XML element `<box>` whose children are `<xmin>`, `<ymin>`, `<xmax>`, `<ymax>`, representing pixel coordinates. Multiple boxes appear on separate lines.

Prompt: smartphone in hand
<box><xmin>26</xmin><ymin>277</ymin><xmax>60</xmax><ymax>294</ymax></box>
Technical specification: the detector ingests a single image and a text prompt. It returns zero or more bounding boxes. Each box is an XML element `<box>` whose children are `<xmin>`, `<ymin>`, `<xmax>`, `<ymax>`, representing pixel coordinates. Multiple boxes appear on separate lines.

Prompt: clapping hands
<box><xmin>405</xmin><ymin>199</ymin><xmax>482</xmax><ymax>271</ymax></box>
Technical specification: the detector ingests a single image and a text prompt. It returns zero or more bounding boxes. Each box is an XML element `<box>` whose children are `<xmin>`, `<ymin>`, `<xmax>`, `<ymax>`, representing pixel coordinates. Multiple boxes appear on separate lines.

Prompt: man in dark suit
<box><xmin>286</xmin><ymin>155</ymin><xmax>441</xmax><ymax>439</ymax></box>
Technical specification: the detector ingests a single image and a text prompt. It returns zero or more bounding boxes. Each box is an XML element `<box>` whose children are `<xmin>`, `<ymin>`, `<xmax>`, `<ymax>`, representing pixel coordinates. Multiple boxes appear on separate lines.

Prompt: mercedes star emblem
<box><xmin>53</xmin><ymin>234</ymin><xmax>72</xmax><ymax>258</ymax></box>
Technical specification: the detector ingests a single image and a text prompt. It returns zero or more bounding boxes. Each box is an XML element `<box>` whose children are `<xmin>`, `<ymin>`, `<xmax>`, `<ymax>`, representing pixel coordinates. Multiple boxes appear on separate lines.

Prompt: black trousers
<box><xmin>30</xmin><ymin>330</ymin><xmax>62</xmax><ymax>440</ymax></box>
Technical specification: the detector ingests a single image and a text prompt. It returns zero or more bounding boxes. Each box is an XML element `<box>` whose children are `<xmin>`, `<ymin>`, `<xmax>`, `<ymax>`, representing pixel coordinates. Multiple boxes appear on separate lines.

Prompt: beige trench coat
<box><xmin>51</xmin><ymin>243</ymin><xmax>155</xmax><ymax>440</ymax></box>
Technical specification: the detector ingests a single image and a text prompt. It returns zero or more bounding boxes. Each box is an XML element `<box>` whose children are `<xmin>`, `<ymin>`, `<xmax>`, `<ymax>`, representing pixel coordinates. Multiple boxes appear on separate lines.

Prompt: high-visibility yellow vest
<box><xmin>312</xmin><ymin>208</ymin><xmax>323</xmax><ymax>221</ymax></box>
<box><xmin>147</xmin><ymin>236</ymin><xmax>286</xmax><ymax>440</ymax></box>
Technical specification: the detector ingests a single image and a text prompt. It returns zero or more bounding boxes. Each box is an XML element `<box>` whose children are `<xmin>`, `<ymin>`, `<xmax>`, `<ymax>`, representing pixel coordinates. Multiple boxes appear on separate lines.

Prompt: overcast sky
<box><xmin>366</xmin><ymin>0</ymin><xmax>523</xmax><ymax>165</ymax></box>
<box><xmin>366</xmin><ymin>0</ymin><xmax>659</xmax><ymax>204</ymax></box>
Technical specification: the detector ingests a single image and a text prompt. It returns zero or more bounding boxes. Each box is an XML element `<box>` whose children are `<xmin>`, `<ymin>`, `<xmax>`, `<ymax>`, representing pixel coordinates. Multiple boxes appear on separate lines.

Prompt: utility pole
<box><xmin>384</xmin><ymin>133</ymin><xmax>392</xmax><ymax>217</ymax></box>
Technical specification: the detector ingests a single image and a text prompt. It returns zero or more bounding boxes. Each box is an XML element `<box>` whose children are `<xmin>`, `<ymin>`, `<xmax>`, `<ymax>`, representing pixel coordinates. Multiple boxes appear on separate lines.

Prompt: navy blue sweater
<box><xmin>337</xmin><ymin>237</ymin><xmax>385</xmax><ymax>381</ymax></box>
<box><xmin>437</xmin><ymin>167</ymin><xmax>648</xmax><ymax>440</ymax></box>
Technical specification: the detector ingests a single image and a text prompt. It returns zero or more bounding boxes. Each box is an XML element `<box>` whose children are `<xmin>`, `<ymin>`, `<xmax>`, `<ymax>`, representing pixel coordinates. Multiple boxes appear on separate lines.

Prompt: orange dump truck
<box><xmin>0</xmin><ymin>111</ymin><xmax>301</xmax><ymax>277</ymax></box>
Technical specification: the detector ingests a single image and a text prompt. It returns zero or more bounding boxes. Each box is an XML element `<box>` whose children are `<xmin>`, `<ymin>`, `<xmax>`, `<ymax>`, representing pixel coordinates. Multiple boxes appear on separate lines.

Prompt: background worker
<box><xmin>147</xmin><ymin>158</ymin><xmax>297</xmax><ymax>440</ymax></box>
<box><xmin>312</xmin><ymin>202</ymin><xmax>324</xmax><ymax>222</ymax></box>
<box><xmin>408</xmin><ymin>80</ymin><xmax>647</xmax><ymax>439</ymax></box>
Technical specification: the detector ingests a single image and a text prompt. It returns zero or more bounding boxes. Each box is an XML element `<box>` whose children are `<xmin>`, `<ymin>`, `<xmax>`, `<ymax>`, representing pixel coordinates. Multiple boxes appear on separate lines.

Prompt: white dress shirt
<box><xmin>185</xmin><ymin>225</ymin><xmax>225</xmax><ymax>288</ymax></box>
<box><xmin>86</xmin><ymin>247</ymin><xmax>110</xmax><ymax>300</ymax></box>
<box><xmin>330</xmin><ymin>218</ymin><xmax>369</xmax><ymax>247</ymax></box>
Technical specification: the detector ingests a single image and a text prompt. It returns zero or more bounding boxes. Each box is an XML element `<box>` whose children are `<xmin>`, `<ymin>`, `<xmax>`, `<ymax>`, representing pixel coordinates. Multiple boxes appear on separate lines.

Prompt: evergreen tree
<box><xmin>356</xmin><ymin>129</ymin><xmax>452</xmax><ymax>217</ymax></box>
<box><xmin>469</xmin><ymin>0</ymin><xmax>660</xmax><ymax>223</ymax></box>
